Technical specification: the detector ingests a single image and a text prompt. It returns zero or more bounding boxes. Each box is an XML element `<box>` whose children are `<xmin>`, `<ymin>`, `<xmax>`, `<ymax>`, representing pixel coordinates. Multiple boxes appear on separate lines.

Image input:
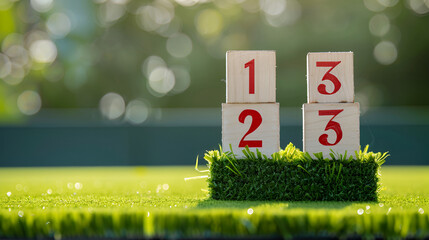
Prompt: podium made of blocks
<box><xmin>222</xmin><ymin>51</ymin><xmax>359</xmax><ymax>159</ymax></box>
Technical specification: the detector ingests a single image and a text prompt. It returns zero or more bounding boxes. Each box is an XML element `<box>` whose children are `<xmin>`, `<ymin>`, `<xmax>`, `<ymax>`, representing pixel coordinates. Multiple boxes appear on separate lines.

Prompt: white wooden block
<box><xmin>226</xmin><ymin>51</ymin><xmax>276</xmax><ymax>103</ymax></box>
<box><xmin>307</xmin><ymin>52</ymin><xmax>354</xmax><ymax>103</ymax></box>
<box><xmin>222</xmin><ymin>103</ymin><xmax>279</xmax><ymax>158</ymax></box>
<box><xmin>303</xmin><ymin>103</ymin><xmax>359</xmax><ymax>158</ymax></box>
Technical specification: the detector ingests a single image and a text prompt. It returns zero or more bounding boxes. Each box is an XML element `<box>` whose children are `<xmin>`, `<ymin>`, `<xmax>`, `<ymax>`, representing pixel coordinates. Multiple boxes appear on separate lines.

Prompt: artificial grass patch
<box><xmin>205</xmin><ymin>143</ymin><xmax>388</xmax><ymax>201</ymax></box>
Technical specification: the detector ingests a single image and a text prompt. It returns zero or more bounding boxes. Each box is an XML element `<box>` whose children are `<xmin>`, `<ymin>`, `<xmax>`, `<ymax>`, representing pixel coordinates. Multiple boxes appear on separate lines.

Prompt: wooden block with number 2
<box><xmin>303</xmin><ymin>103</ymin><xmax>359</xmax><ymax>158</ymax></box>
<box><xmin>222</xmin><ymin>103</ymin><xmax>279</xmax><ymax>158</ymax></box>
<box><xmin>307</xmin><ymin>52</ymin><xmax>354</xmax><ymax>103</ymax></box>
<box><xmin>226</xmin><ymin>51</ymin><xmax>276</xmax><ymax>103</ymax></box>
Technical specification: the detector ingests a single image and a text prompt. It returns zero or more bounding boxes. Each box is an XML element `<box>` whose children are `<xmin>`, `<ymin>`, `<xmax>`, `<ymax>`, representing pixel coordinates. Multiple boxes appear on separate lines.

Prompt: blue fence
<box><xmin>0</xmin><ymin>107</ymin><xmax>428</xmax><ymax>166</ymax></box>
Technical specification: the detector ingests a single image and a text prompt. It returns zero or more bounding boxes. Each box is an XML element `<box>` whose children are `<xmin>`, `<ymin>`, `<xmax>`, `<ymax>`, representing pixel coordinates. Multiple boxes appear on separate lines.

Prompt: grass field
<box><xmin>1</xmin><ymin>166</ymin><xmax>429</xmax><ymax>239</ymax></box>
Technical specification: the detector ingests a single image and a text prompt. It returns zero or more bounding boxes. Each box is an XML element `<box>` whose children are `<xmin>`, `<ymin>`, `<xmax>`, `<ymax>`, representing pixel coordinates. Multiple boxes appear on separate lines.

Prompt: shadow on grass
<box><xmin>194</xmin><ymin>198</ymin><xmax>366</xmax><ymax>210</ymax></box>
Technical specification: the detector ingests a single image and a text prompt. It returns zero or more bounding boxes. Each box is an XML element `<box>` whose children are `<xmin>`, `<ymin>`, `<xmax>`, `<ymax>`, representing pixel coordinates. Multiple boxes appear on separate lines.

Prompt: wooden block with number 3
<box><xmin>307</xmin><ymin>52</ymin><xmax>354</xmax><ymax>103</ymax></box>
<box><xmin>222</xmin><ymin>103</ymin><xmax>279</xmax><ymax>158</ymax></box>
<box><xmin>303</xmin><ymin>103</ymin><xmax>359</xmax><ymax>158</ymax></box>
<box><xmin>226</xmin><ymin>51</ymin><xmax>276</xmax><ymax>103</ymax></box>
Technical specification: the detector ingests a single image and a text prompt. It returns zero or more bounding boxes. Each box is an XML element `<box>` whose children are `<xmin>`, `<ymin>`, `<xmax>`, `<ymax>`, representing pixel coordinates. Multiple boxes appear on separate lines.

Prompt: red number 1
<box><xmin>238</xmin><ymin>109</ymin><xmax>262</xmax><ymax>148</ymax></box>
<box><xmin>316</xmin><ymin>61</ymin><xmax>341</xmax><ymax>95</ymax></box>
<box><xmin>318</xmin><ymin>109</ymin><xmax>343</xmax><ymax>146</ymax></box>
<box><xmin>244</xmin><ymin>59</ymin><xmax>255</xmax><ymax>94</ymax></box>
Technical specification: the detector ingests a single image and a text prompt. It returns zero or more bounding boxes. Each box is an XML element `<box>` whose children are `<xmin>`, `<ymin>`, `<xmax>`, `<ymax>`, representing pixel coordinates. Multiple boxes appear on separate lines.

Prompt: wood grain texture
<box><xmin>303</xmin><ymin>103</ymin><xmax>359</xmax><ymax>158</ymax></box>
<box><xmin>307</xmin><ymin>52</ymin><xmax>354</xmax><ymax>103</ymax></box>
<box><xmin>226</xmin><ymin>50</ymin><xmax>276</xmax><ymax>103</ymax></box>
<box><xmin>222</xmin><ymin>103</ymin><xmax>280</xmax><ymax>158</ymax></box>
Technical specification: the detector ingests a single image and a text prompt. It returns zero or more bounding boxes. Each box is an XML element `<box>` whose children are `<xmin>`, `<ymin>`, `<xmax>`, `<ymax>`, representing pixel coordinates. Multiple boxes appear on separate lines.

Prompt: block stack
<box><xmin>303</xmin><ymin>52</ymin><xmax>360</xmax><ymax>157</ymax></box>
<box><xmin>222</xmin><ymin>51</ymin><xmax>279</xmax><ymax>158</ymax></box>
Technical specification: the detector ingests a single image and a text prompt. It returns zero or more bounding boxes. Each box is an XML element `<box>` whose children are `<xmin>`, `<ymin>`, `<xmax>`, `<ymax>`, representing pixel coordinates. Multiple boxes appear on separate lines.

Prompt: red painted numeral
<box><xmin>318</xmin><ymin>109</ymin><xmax>343</xmax><ymax>146</ymax></box>
<box><xmin>238</xmin><ymin>109</ymin><xmax>262</xmax><ymax>148</ymax></box>
<box><xmin>244</xmin><ymin>59</ymin><xmax>255</xmax><ymax>94</ymax></box>
<box><xmin>316</xmin><ymin>61</ymin><xmax>341</xmax><ymax>95</ymax></box>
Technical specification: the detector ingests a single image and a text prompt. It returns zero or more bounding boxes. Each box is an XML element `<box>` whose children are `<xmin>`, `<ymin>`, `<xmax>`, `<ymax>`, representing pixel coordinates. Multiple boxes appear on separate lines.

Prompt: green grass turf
<box><xmin>1</xmin><ymin>166</ymin><xmax>429</xmax><ymax>239</ymax></box>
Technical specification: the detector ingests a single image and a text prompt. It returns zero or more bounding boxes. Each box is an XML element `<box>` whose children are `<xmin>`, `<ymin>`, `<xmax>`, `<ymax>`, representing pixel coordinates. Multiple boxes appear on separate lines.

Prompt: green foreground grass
<box><xmin>1</xmin><ymin>166</ymin><xmax>429</xmax><ymax>239</ymax></box>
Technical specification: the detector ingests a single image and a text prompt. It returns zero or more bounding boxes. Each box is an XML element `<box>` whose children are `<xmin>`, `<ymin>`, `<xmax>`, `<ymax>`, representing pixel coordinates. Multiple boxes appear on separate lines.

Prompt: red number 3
<box><xmin>316</xmin><ymin>61</ymin><xmax>341</xmax><ymax>95</ymax></box>
<box><xmin>318</xmin><ymin>109</ymin><xmax>343</xmax><ymax>146</ymax></box>
<box><xmin>238</xmin><ymin>109</ymin><xmax>262</xmax><ymax>148</ymax></box>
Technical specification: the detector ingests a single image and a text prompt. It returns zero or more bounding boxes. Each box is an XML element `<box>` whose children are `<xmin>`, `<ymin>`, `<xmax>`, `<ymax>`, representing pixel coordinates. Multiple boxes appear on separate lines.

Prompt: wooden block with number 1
<box><xmin>303</xmin><ymin>103</ymin><xmax>359</xmax><ymax>158</ymax></box>
<box><xmin>222</xmin><ymin>103</ymin><xmax>279</xmax><ymax>158</ymax></box>
<box><xmin>226</xmin><ymin>51</ymin><xmax>276</xmax><ymax>103</ymax></box>
<box><xmin>307</xmin><ymin>52</ymin><xmax>354</xmax><ymax>103</ymax></box>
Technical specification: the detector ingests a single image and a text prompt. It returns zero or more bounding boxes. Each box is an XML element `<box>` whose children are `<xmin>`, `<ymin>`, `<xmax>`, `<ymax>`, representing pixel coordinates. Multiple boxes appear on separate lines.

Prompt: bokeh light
<box><xmin>373</xmin><ymin>41</ymin><xmax>397</xmax><ymax>65</ymax></box>
<box><xmin>407</xmin><ymin>0</ymin><xmax>429</xmax><ymax>14</ymax></box>
<box><xmin>136</xmin><ymin>0</ymin><xmax>175</xmax><ymax>32</ymax></box>
<box><xmin>97</xmin><ymin>1</ymin><xmax>126</xmax><ymax>26</ymax></box>
<box><xmin>166</xmin><ymin>33</ymin><xmax>193</xmax><ymax>58</ymax></box>
<box><xmin>29</xmin><ymin>39</ymin><xmax>57</xmax><ymax>64</ymax></box>
<box><xmin>99</xmin><ymin>92</ymin><xmax>126</xmax><ymax>120</ymax></box>
<box><xmin>142</xmin><ymin>55</ymin><xmax>166</xmax><ymax>78</ymax></box>
<box><xmin>125</xmin><ymin>99</ymin><xmax>150</xmax><ymax>124</ymax></box>
<box><xmin>369</xmin><ymin>14</ymin><xmax>390</xmax><ymax>37</ymax></box>
<box><xmin>30</xmin><ymin>0</ymin><xmax>53</xmax><ymax>13</ymax></box>
<box><xmin>195</xmin><ymin>9</ymin><xmax>223</xmax><ymax>38</ymax></box>
<box><xmin>17</xmin><ymin>90</ymin><xmax>42</xmax><ymax>115</ymax></box>
<box><xmin>363</xmin><ymin>0</ymin><xmax>386</xmax><ymax>12</ymax></box>
<box><xmin>260</xmin><ymin>0</ymin><xmax>286</xmax><ymax>16</ymax></box>
<box><xmin>264</xmin><ymin>0</ymin><xmax>301</xmax><ymax>27</ymax></box>
<box><xmin>148</xmin><ymin>66</ymin><xmax>175</xmax><ymax>95</ymax></box>
<box><xmin>5</xmin><ymin>45</ymin><xmax>30</xmax><ymax>67</ymax></box>
<box><xmin>46</xmin><ymin>13</ymin><xmax>72</xmax><ymax>38</ymax></box>
<box><xmin>4</xmin><ymin>63</ymin><xmax>25</xmax><ymax>85</ymax></box>
<box><xmin>170</xmin><ymin>66</ymin><xmax>191</xmax><ymax>94</ymax></box>
<box><xmin>377</xmin><ymin>0</ymin><xmax>399</xmax><ymax>7</ymax></box>
<box><xmin>0</xmin><ymin>53</ymin><xmax>12</xmax><ymax>78</ymax></box>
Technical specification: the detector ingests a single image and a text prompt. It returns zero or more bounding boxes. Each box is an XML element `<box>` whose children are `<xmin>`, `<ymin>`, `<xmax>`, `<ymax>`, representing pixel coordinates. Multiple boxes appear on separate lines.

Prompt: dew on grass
<box><xmin>386</xmin><ymin>207</ymin><xmax>392</xmax><ymax>215</ymax></box>
<box><xmin>174</xmin><ymin>204</ymin><xmax>177</xmax><ymax>207</ymax></box>
<box><xmin>162</xmin><ymin>184</ymin><xmax>169</xmax><ymax>190</ymax></box>
<box><xmin>136</xmin><ymin>191</ymin><xmax>139</xmax><ymax>194</ymax></box>
<box><xmin>18</xmin><ymin>211</ymin><xmax>24</xmax><ymax>217</ymax></box>
<box><xmin>47</xmin><ymin>189</ymin><xmax>52</xmax><ymax>194</ymax></box>
<box><xmin>419</xmin><ymin>208</ymin><xmax>424</xmax><ymax>214</ymax></box>
<box><xmin>6</xmin><ymin>192</ymin><xmax>11</xmax><ymax>197</ymax></box>
<box><xmin>42</xmin><ymin>206</ymin><xmax>45</xmax><ymax>210</ymax></box>
<box><xmin>247</xmin><ymin>208</ymin><xmax>254</xmax><ymax>215</ymax></box>
<box><xmin>75</xmin><ymin>182</ymin><xmax>83</xmax><ymax>190</ymax></box>
<box><xmin>357</xmin><ymin>209</ymin><xmax>364</xmax><ymax>215</ymax></box>
<box><xmin>8</xmin><ymin>208</ymin><xmax>11</xmax><ymax>212</ymax></box>
<box><xmin>67</xmin><ymin>183</ymin><xmax>73</xmax><ymax>189</ymax></box>
<box><xmin>147</xmin><ymin>212</ymin><xmax>150</xmax><ymax>217</ymax></box>
<box><xmin>46</xmin><ymin>221</ymin><xmax>50</xmax><ymax>225</ymax></box>
<box><xmin>379</xmin><ymin>203</ymin><xmax>384</xmax><ymax>207</ymax></box>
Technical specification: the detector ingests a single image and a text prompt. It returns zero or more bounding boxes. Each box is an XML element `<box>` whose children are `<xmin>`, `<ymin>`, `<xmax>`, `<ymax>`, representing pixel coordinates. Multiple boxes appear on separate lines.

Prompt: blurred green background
<box><xmin>0</xmin><ymin>0</ymin><xmax>428</xmax><ymax>166</ymax></box>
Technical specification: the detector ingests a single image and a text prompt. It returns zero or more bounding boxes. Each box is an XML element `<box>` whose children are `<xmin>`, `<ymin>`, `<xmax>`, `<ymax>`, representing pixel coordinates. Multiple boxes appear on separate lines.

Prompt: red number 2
<box><xmin>316</xmin><ymin>61</ymin><xmax>341</xmax><ymax>95</ymax></box>
<box><xmin>244</xmin><ymin>59</ymin><xmax>255</xmax><ymax>94</ymax></box>
<box><xmin>238</xmin><ymin>109</ymin><xmax>262</xmax><ymax>148</ymax></box>
<box><xmin>318</xmin><ymin>109</ymin><xmax>343</xmax><ymax>146</ymax></box>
